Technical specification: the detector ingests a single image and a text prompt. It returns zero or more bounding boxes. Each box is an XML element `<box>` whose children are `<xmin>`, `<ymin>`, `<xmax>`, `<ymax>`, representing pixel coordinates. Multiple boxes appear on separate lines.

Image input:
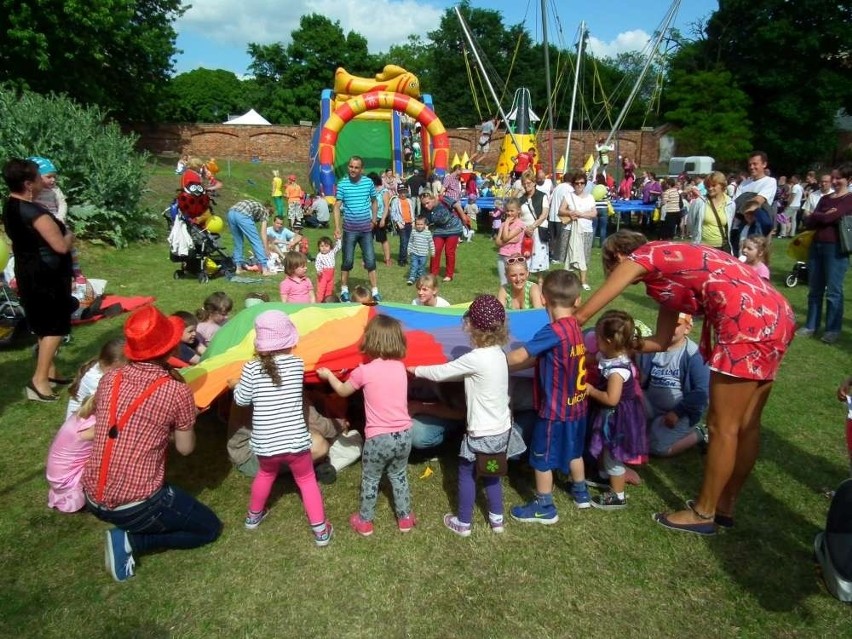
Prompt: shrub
<box><xmin>0</xmin><ymin>86</ymin><xmax>156</xmax><ymax>247</ymax></box>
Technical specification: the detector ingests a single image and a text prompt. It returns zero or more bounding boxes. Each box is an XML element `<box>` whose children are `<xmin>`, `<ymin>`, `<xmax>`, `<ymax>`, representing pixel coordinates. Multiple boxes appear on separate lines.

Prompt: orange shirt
<box><xmin>285</xmin><ymin>183</ymin><xmax>303</xmax><ymax>204</ymax></box>
<box><xmin>399</xmin><ymin>198</ymin><xmax>413</xmax><ymax>224</ymax></box>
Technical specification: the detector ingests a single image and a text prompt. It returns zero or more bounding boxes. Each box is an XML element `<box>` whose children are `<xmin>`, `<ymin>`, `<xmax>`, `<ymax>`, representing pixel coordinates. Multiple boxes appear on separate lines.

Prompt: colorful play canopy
<box><xmin>181</xmin><ymin>302</ymin><xmax>548</xmax><ymax>409</ymax></box>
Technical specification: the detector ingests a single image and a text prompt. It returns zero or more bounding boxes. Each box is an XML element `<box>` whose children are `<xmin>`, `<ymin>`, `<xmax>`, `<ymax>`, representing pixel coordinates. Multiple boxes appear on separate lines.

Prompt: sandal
<box><xmin>652</xmin><ymin>511</ymin><xmax>716</xmax><ymax>536</ymax></box>
<box><xmin>686</xmin><ymin>499</ymin><xmax>734</xmax><ymax>529</ymax></box>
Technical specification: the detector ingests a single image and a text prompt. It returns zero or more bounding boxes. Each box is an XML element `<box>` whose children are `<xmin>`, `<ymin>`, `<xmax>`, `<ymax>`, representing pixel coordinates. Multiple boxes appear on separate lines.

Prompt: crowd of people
<box><xmin>2</xmin><ymin>148</ymin><xmax>849</xmax><ymax>586</ymax></box>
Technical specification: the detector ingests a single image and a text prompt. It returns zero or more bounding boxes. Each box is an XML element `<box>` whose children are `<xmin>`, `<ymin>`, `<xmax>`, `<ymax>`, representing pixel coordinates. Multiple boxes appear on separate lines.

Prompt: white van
<box><xmin>668</xmin><ymin>156</ymin><xmax>714</xmax><ymax>177</ymax></box>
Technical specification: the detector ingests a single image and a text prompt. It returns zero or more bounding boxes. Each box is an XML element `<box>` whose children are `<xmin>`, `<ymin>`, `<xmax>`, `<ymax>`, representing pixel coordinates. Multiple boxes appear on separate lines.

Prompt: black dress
<box><xmin>2</xmin><ymin>197</ymin><xmax>73</xmax><ymax>336</ymax></box>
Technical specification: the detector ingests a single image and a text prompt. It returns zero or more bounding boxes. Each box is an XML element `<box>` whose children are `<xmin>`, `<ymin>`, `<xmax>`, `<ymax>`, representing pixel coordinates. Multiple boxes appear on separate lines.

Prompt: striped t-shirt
<box><xmin>233</xmin><ymin>355</ymin><xmax>312</xmax><ymax>456</ymax></box>
<box><xmin>336</xmin><ymin>176</ymin><xmax>376</xmax><ymax>232</ymax></box>
<box><xmin>408</xmin><ymin>228</ymin><xmax>435</xmax><ymax>257</ymax></box>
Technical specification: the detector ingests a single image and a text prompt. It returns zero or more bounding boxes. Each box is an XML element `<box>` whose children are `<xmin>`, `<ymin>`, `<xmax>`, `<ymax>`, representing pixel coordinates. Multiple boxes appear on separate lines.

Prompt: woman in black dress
<box><xmin>2</xmin><ymin>158</ymin><xmax>74</xmax><ymax>401</ymax></box>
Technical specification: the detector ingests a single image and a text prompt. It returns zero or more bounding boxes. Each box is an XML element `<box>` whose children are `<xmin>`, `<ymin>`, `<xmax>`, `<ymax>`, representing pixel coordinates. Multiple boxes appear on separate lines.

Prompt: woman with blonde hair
<box><xmin>688</xmin><ymin>170</ymin><xmax>735</xmax><ymax>253</ymax></box>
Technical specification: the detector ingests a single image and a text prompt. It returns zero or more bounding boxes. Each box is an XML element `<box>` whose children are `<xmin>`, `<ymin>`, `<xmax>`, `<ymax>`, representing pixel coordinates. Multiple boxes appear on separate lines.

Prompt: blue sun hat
<box><xmin>28</xmin><ymin>156</ymin><xmax>58</xmax><ymax>176</ymax></box>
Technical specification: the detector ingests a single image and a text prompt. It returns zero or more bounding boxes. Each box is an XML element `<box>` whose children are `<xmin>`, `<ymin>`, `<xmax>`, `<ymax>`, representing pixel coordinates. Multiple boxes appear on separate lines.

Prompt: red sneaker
<box><xmin>397</xmin><ymin>512</ymin><xmax>417</xmax><ymax>533</ymax></box>
<box><xmin>349</xmin><ymin>513</ymin><xmax>374</xmax><ymax>537</ymax></box>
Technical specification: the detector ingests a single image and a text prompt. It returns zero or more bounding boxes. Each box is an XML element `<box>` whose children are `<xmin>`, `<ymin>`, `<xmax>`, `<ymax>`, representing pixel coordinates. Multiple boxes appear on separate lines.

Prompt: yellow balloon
<box><xmin>0</xmin><ymin>241</ymin><xmax>9</xmax><ymax>271</ymax></box>
<box><xmin>592</xmin><ymin>184</ymin><xmax>608</xmax><ymax>201</ymax></box>
<box><xmin>205</xmin><ymin>215</ymin><xmax>224</xmax><ymax>234</ymax></box>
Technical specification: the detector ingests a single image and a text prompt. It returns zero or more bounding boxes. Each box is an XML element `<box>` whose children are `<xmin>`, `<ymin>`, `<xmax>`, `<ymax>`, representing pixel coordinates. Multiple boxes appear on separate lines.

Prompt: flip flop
<box><xmin>686</xmin><ymin>500</ymin><xmax>734</xmax><ymax>529</ymax></box>
<box><xmin>652</xmin><ymin>512</ymin><xmax>716</xmax><ymax>536</ymax></box>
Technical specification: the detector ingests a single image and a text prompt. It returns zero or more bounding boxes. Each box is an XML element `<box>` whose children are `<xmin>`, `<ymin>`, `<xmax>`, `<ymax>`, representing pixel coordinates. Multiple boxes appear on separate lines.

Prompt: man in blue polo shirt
<box><xmin>333</xmin><ymin>156</ymin><xmax>380</xmax><ymax>302</ymax></box>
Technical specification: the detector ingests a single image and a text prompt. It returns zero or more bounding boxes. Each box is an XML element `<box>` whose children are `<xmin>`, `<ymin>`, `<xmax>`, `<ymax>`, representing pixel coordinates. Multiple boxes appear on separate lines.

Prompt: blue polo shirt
<box><xmin>336</xmin><ymin>176</ymin><xmax>376</xmax><ymax>233</ymax></box>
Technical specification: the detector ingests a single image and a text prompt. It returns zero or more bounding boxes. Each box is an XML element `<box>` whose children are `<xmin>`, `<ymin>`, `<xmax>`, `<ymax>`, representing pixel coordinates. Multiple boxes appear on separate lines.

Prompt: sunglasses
<box><xmin>573</xmin><ymin>181</ymin><xmax>586</xmax><ymax>186</ymax></box>
<box><xmin>505</xmin><ymin>255</ymin><xmax>526</xmax><ymax>265</ymax></box>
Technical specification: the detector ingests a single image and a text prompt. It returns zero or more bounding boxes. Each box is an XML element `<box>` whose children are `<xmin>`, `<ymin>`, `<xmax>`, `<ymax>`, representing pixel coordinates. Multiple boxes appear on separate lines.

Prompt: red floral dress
<box><xmin>630</xmin><ymin>242</ymin><xmax>795</xmax><ymax>380</ymax></box>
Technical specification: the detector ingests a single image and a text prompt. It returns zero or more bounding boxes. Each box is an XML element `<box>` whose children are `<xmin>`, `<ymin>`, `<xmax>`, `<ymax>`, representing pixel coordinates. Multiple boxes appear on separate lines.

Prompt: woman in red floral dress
<box><xmin>575</xmin><ymin>231</ymin><xmax>796</xmax><ymax>535</ymax></box>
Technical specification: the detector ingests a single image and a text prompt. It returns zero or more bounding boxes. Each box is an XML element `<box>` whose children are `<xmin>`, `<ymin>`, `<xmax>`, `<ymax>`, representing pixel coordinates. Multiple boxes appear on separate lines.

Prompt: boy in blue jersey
<box><xmin>507</xmin><ymin>270</ymin><xmax>590</xmax><ymax>523</ymax></box>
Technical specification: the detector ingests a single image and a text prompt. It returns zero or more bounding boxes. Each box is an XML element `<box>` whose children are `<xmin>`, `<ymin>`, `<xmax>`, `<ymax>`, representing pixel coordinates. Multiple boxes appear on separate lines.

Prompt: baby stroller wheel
<box><xmin>785</xmin><ymin>274</ymin><xmax>798</xmax><ymax>288</ymax></box>
<box><xmin>198</xmin><ymin>272</ymin><xmax>209</xmax><ymax>284</ymax></box>
<box><xmin>174</xmin><ymin>270</ymin><xmax>183</xmax><ymax>280</ymax></box>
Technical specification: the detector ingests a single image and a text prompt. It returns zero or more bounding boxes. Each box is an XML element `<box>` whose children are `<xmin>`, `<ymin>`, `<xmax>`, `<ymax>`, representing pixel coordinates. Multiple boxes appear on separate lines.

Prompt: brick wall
<box><xmin>130</xmin><ymin>122</ymin><xmax>671</xmax><ymax>173</ymax></box>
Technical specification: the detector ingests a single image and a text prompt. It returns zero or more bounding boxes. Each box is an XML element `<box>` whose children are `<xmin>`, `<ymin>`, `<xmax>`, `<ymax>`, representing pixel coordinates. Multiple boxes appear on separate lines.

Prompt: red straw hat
<box><xmin>123</xmin><ymin>306</ymin><xmax>184</xmax><ymax>361</ymax></box>
<box><xmin>288</xmin><ymin>174</ymin><xmax>297</xmax><ymax>181</ymax></box>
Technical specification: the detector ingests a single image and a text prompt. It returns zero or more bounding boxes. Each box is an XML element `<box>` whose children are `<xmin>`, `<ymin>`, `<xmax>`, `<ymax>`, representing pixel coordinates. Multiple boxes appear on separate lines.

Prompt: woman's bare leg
<box><xmin>33</xmin><ymin>335</ymin><xmax>63</xmax><ymax>395</ymax></box>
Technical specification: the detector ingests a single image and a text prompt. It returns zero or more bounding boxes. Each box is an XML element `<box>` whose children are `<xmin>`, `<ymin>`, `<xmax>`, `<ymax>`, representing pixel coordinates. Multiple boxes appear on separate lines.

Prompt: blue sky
<box><xmin>174</xmin><ymin>0</ymin><xmax>719</xmax><ymax>76</ymax></box>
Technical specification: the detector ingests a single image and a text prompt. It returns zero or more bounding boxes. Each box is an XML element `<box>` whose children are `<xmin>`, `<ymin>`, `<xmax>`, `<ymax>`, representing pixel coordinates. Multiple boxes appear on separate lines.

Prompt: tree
<box><xmin>247</xmin><ymin>14</ymin><xmax>378</xmax><ymax>124</ymax></box>
<box><xmin>0</xmin><ymin>0</ymin><xmax>184</xmax><ymax>121</ymax></box>
<box><xmin>163</xmin><ymin>69</ymin><xmax>251</xmax><ymax>123</ymax></box>
<box><xmin>663</xmin><ymin>68</ymin><xmax>753</xmax><ymax>168</ymax></box>
<box><xmin>694</xmin><ymin>0</ymin><xmax>852</xmax><ymax>171</ymax></box>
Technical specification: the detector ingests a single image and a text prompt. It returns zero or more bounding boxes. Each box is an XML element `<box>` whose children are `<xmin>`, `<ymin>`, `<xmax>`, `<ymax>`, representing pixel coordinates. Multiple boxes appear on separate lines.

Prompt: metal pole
<box><xmin>454</xmin><ymin>6</ymin><xmax>521</xmax><ymax>153</ymax></box>
<box><xmin>564</xmin><ymin>22</ymin><xmax>585</xmax><ymax>171</ymax></box>
<box><xmin>541</xmin><ymin>0</ymin><xmax>555</xmax><ymax>174</ymax></box>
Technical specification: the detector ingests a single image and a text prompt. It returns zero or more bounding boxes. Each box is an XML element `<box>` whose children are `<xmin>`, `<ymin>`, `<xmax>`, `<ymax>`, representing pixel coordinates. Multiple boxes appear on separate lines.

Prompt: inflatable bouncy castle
<box><xmin>309</xmin><ymin>65</ymin><xmax>450</xmax><ymax>197</ymax></box>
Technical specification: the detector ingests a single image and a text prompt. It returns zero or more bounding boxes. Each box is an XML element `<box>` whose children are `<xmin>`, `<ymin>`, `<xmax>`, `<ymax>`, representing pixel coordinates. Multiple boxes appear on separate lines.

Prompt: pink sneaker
<box><xmin>349</xmin><ymin>513</ymin><xmax>374</xmax><ymax>537</ymax></box>
<box><xmin>398</xmin><ymin>512</ymin><xmax>417</xmax><ymax>533</ymax></box>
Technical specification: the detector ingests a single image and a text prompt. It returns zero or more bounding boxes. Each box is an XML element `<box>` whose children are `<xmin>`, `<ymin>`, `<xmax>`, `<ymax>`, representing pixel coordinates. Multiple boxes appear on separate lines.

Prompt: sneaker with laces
<box><xmin>510</xmin><ymin>499</ymin><xmax>559</xmax><ymax>524</ymax></box>
<box><xmin>372</xmin><ymin>292</ymin><xmax>382</xmax><ymax>303</ymax></box>
<box><xmin>245</xmin><ymin>509</ymin><xmax>269</xmax><ymax>530</ymax></box>
<box><xmin>349</xmin><ymin>513</ymin><xmax>374</xmax><ymax>537</ymax></box>
<box><xmin>488</xmin><ymin>513</ymin><xmax>505</xmax><ymax>533</ymax></box>
<box><xmin>339</xmin><ymin>290</ymin><xmax>351</xmax><ymax>303</ymax></box>
<box><xmin>572</xmin><ymin>487</ymin><xmax>592</xmax><ymax>509</ymax></box>
<box><xmin>313</xmin><ymin>521</ymin><xmax>333</xmax><ymax>547</ymax></box>
<box><xmin>590</xmin><ymin>491</ymin><xmax>627</xmax><ymax>510</ymax></box>
<box><xmin>105</xmin><ymin>528</ymin><xmax>135</xmax><ymax>582</ymax></box>
<box><xmin>795</xmin><ymin>327</ymin><xmax>814</xmax><ymax>337</ymax></box>
<box><xmin>821</xmin><ymin>331</ymin><xmax>839</xmax><ymax>344</ymax></box>
<box><xmin>443</xmin><ymin>514</ymin><xmax>472</xmax><ymax>537</ymax></box>
<box><xmin>406</xmin><ymin>280</ymin><xmax>414</xmax><ymax>285</ymax></box>
<box><xmin>585</xmin><ymin>475</ymin><xmax>611</xmax><ymax>490</ymax></box>
<box><xmin>398</xmin><ymin>512</ymin><xmax>417</xmax><ymax>533</ymax></box>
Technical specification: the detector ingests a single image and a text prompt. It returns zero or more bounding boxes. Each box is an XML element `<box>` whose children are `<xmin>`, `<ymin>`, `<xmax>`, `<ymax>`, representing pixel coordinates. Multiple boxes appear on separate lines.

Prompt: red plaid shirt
<box><xmin>81</xmin><ymin>363</ymin><xmax>196</xmax><ymax>508</ymax></box>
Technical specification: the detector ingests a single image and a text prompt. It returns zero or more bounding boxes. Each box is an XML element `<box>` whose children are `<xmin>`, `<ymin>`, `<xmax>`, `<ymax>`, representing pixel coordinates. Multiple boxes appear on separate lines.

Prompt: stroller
<box><xmin>0</xmin><ymin>283</ymin><xmax>26</xmax><ymax>346</ymax></box>
<box><xmin>785</xmin><ymin>261</ymin><xmax>808</xmax><ymax>288</ymax></box>
<box><xmin>165</xmin><ymin>203</ymin><xmax>235</xmax><ymax>284</ymax></box>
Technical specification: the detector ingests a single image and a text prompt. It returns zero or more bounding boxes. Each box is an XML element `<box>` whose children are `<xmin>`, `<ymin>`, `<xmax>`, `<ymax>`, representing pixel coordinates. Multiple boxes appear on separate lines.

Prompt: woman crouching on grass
<box><xmin>574</xmin><ymin>230</ymin><xmax>795</xmax><ymax>536</ymax></box>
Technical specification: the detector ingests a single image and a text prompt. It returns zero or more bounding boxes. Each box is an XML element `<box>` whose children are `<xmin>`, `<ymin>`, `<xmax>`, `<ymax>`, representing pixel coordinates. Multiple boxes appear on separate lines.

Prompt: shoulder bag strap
<box><xmin>707</xmin><ymin>197</ymin><xmax>728</xmax><ymax>235</ymax></box>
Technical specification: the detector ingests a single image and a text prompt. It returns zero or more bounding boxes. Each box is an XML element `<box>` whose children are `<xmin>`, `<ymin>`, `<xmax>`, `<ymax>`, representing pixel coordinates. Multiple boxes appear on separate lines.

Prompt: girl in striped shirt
<box><xmin>314</xmin><ymin>236</ymin><xmax>341</xmax><ymax>302</ymax></box>
<box><xmin>232</xmin><ymin>310</ymin><xmax>333</xmax><ymax>546</ymax></box>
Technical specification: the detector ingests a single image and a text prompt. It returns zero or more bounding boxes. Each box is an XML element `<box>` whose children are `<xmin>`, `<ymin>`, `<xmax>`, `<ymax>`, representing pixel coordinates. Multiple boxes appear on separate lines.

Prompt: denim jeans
<box><xmin>410</xmin><ymin>414</ymin><xmax>465</xmax><ymax>449</ymax></box>
<box><xmin>805</xmin><ymin>241</ymin><xmax>849</xmax><ymax>333</ymax></box>
<box><xmin>593</xmin><ymin>212</ymin><xmax>609</xmax><ymax>248</ymax></box>
<box><xmin>227</xmin><ymin>209</ymin><xmax>268</xmax><ymax>269</ymax></box>
<box><xmin>341</xmin><ymin>229</ymin><xmax>376</xmax><ymax>272</ymax></box>
<box><xmin>397</xmin><ymin>223</ymin><xmax>412</xmax><ymax>265</ymax></box>
<box><xmin>87</xmin><ymin>484</ymin><xmax>222</xmax><ymax>555</ymax></box>
<box><xmin>407</xmin><ymin>254</ymin><xmax>427</xmax><ymax>282</ymax></box>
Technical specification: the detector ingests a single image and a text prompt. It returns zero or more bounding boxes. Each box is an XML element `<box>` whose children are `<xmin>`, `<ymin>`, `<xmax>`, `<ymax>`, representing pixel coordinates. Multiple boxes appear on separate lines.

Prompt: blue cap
<box><xmin>28</xmin><ymin>156</ymin><xmax>57</xmax><ymax>175</ymax></box>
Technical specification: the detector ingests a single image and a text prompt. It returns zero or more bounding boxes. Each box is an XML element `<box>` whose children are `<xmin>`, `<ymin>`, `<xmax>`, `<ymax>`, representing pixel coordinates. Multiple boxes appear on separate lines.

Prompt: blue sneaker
<box><xmin>572</xmin><ymin>486</ymin><xmax>592</xmax><ymax>509</ymax></box>
<box><xmin>245</xmin><ymin>509</ymin><xmax>269</xmax><ymax>530</ymax></box>
<box><xmin>104</xmin><ymin>528</ymin><xmax>135</xmax><ymax>582</ymax></box>
<box><xmin>339</xmin><ymin>290</ymin><xmax>351</xmax><ymax>303</ymax></box>
<box><xmin>510</xmin><ymin>499</ymin><xmax>559</xmax><ymax>524</ymax></box>
<box><xmin>372</xmin><ymin>291</ymin><xmax>382</xmax><ymax>303</ymax></box>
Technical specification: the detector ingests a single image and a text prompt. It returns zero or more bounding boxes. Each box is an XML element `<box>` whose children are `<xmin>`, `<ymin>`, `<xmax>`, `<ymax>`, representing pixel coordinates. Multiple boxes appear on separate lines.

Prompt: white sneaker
<box><xmin>582</xmin><ymin>283</ymin><xmax>591</xmax><ymax>291</ymax></box>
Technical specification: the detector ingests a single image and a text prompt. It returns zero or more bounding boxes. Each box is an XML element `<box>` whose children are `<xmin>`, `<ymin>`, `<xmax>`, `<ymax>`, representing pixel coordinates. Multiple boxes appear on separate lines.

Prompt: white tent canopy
<box><xmin>224</xmin><ymin>109</ymin><xmax>271</xmax><ymax>125</ymax></box>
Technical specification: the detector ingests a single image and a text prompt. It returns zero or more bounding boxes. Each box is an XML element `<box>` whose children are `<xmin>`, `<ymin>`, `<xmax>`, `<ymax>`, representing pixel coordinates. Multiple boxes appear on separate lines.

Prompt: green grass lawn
<box><xmin>1</xmin><ymin>158</ymin><xmax>850</xmax><ymax>638</ymax></box>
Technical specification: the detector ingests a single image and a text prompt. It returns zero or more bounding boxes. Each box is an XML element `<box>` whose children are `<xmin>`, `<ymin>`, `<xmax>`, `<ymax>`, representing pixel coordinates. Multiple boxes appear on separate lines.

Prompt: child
<box><xmin>497</xmin><ymin>256</ymin><xmax>544</xmax><ymax>310</ymax></box>
<box><xmin>317</xmin><ymin>316</ymin><xmax>414</xmax><ymax>535</ymax></box>
<box><xmin>279</xmin><ymin>252</ymin><xmax>316</xmax><ymax>303</ymax></box>
<box><xmin>496</xmin><ymin>197</ymin><xmax>526</xmax><ymax>286</ymax></box>
<box><xmin>196</xmin><ymin>291</ymin><xmax>233</xmax><ymax>348</ymax></box>
<box><xmin>639</xmin><ymin>313</ymin><xmax>710</xmax><ymax>458</ymax></box>
<box><xmin>232</xmin><ymin>310</ymin><xmax>333</xmax><ymax>546</ymax></box>
<box><xmin>66</xmin><ymin>338</ymin><xmax>126</xmax><ymax>419</ymax></box>
<box><xmin>350</xmin><ymin>285</ymin><xmax>373</xmax><ymax>305</ymax></box>
<box><xmin>741</xmin><ymin>235</ymin><xmax>771</xmax><ymax>281</ymax></box>
<box><xmin>411</xmin><ymin>274</ymin><xmax>450</xmax><ymax>307</ymax></box>
<box><xmin>407</xmin><ymin>215</ymin><xmax>435</xmax><ymax>285</ymax></box>
<box><xmin>314</xmin><ymin>236</ymin><xmax>342</xmax><ymax>302</ymax></box>
<box><xmin>463</xmin><ymin>194</ymin><xmax>479</xmax><ymax>242</ymax></box>
<box><xmin>47</xmin><ymin>396</ymin><xmax>97</xmax><ymax>513</ymax></box>
<box><xmin>411</xmin><ymin>295</ymin><xmax>525</xmax><ymax>536</ymax></box>
<box><xmin>286</xmin><ymin>174</ymin><xmax>304</xmax><ymax>226</ymax></box>
<box><xmin>172</xmin><ymin>311</ymin><xmax>203</xmax><ymax>365</ymax></box>
<box><xmin>490</xmin><ymin>200</ymin><xmax>504</xmax><ymax>239</ymax></box>
<box><xmin>585</xmin><ymin>310</ymin><xmax>648</xmax><ymax>510</ymax></box>
<box><xmin>507</xmin><ymin>270</ymin><xmax>591</xmax><ymax>521</ymax></box>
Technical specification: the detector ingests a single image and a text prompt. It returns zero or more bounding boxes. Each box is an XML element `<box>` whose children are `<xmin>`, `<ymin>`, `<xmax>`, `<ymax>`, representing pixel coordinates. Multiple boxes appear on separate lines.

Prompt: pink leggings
<box><xmin>249</xmin><ymin>450</ymin><xmax>326</xmax><ymax>525</ymax></box>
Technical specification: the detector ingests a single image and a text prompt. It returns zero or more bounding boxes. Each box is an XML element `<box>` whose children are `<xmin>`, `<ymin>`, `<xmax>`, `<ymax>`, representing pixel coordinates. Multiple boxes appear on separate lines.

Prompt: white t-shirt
<box><xmin>412</xmin><ymin>296</ymin><xmax>450</xmax><ymax>307</ymax></box>
<box><xmin>549</xmin><ymin>182</ymin><xmax>574</xmax><ymax>222</ymax></box>
<box><xmin>567</xmin><ymin>192</ymin><xmax>596</xmax><ymax>233</ymax></box>
<box><xmin>735</xmin><ymin>175</ymin><xmax>777</xmax><ymax>206</ymax></box>
<box><xmin>804</xmin><ymin>189</ymin><xmax>832</xmax><ymax>214</ymax></box>
<box><xmin>789</xmin><ymin>183</ymin><xmax>803</xmax><ymax>208</ymax></box>
<box><xmin>66</xmin><ymin>363</ymin><xmax>105</xmax><ymax>419</ymax></box>
<box><xmin>536</xmin><ymin>179</ymin><xmax>553</xmax><ymax>196</ymax></box>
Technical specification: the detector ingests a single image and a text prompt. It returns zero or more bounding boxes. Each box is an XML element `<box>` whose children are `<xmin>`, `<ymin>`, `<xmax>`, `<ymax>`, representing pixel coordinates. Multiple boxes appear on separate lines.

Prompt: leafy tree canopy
<box><xmin>0</xmin><ymin>0</ymin><xmax>185</xmax><ymax>121</ymax></box>
<box><xmin>163</xmin><ymin>69</ymin><xmax>251</xmax><ymax>123</ymax></box>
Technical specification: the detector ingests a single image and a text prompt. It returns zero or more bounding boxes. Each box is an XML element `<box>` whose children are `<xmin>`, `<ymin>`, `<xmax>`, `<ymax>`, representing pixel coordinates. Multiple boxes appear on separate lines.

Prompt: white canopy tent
<box><xmin>224</xmin><ymin>109</ymin><xmax>271</xmax><ymax>125</ymax></box>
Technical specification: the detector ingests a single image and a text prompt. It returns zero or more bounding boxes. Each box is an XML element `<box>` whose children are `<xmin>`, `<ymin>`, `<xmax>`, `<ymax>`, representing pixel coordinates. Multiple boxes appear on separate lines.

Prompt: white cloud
<box><xmin>177</xmin><ymin>0</ymin><xmax>444</xmax><ymax>53</ymax></box>
<box><xmin>586</xmin><ymin>29</ymin><xmax>651</xmax><ymax>59</ymax></box>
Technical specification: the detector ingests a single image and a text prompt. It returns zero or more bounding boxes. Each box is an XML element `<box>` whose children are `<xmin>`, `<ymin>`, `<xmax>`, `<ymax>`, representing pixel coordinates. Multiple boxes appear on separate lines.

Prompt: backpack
<box><xmin>814</xmin><ymin>478</ymin><xmax>852</xmax><ymax>602</ymax></box>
